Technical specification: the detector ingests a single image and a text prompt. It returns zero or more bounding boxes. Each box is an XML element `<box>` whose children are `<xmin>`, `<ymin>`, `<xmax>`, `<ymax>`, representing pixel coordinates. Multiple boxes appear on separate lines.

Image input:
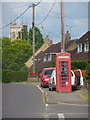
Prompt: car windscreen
<box><xmin>43</xmin><ymin>69</ymin><xmax>54</xmax><ymax>75</ymax></box>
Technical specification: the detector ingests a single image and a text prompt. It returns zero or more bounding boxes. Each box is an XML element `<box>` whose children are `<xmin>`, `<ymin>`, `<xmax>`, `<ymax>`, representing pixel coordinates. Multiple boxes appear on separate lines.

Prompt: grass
<box><xmin>78</xmin><ymin>91</ymin><xmax>90</xmax><ymax>101</ymax></box>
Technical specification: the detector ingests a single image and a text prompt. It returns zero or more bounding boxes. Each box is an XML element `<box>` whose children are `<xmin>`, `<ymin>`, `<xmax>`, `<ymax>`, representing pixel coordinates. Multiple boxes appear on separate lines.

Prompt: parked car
<box><xmin>40</xmin><ymin>68</ymin><xmax>55</xmax><ymax>88</ymax></box>
<box><xmin>48</xmin><ymin>69</ymin><xmax>77</xmax><ymax>91</ymax></box>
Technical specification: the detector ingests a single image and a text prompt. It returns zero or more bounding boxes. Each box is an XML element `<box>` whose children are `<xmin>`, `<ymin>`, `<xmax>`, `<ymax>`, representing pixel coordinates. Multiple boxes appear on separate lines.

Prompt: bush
<box><xmin>2</xmin><ymin>70</ymin><xmax>29</xmax><ymax>83</ymax></box>
<box><xmin>71</xmin><ymin>60</ymin><xmax>88</xmax><ymax>70</ymax></box>
<box><xmin>85</xmin><ymin>64</ymin><xmax>90</xmax><ymax>83</ymax></box>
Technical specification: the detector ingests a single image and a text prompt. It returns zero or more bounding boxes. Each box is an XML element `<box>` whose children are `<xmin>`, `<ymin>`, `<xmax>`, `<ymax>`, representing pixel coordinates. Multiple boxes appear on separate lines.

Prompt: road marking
<box><xmin>58</xmin><ymin>113</ymin><xmax>65</xmax><ymax>119</ymax></box>
<box><xmin>36</xmin><ymin>85</ymin><xmax>44</xmax><ymax>93</ymax></box>
<box><xmin>57</xmin><ymin>102</ymin><xmax>89</xmax><ymax>107</ymax></box>
<box><xmin>46</xmin><ymin>104</ymin><xmax>48</xmax><ymax>107</ymax></box>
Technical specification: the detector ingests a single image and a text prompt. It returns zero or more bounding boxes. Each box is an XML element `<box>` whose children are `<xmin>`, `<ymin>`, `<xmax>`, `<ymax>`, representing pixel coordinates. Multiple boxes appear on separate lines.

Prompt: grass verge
<box><xmin>77</xmin><ymin>91</ymin><xmax>90</xmax><ymax>101</ymax></box>
<box><xmin>43</xmin><ymin>92</ymin><xmax>47</xmax><ymax>104</ymax></box>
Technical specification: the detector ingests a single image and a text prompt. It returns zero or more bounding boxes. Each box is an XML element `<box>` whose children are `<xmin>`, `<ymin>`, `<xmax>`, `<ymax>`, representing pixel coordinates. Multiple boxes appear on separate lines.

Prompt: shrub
<box><xmin>2</xmin><ymin>70</ymin><xmax>29</xmax><ymax>83</ymax></box>
<box><xmin>71</xmin><ymin>60</ymin><xmax>88</xmax><ymax>70</ymax></box>
<box><xmin>85</xmin><ymin>64</ymin><xmax>90</xmax><ymax>83</ymax></box>
<box><xmin>2</xmin><ymin>70</ymin><xmax>13</xmax><ymax>83</ymax></box>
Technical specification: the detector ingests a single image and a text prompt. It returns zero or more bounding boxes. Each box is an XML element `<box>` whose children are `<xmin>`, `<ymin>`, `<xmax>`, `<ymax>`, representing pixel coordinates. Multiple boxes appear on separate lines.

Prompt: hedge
<box><xmin>71</xmin><ymin>60</ymin><xmax>89</xmax><ymax>70</ymax></box>
<box><xmin>2</xmin><ymin>70</ymin><xmax>29</xmax><ymax>83</ymax></box>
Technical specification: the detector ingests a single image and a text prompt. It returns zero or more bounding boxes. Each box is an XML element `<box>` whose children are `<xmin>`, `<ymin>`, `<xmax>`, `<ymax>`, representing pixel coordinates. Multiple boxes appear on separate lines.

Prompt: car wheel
<box><xmin>49</xmin><ymin>87</ymin><xmax>51</xmax><ymax>91</ymax></box>
<box><xmin>41</xmin><ymin>84</ymin><xmax>42</xmax><ymax>87</ymax></box>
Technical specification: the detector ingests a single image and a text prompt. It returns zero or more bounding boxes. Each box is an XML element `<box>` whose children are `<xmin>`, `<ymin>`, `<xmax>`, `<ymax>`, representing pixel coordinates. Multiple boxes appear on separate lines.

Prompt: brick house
<box><xmin>28</xmin><ymin>31</ymin><xmax>90</xmax><ymax>72</ymax></box>
<box><xmin>68</xmin><ymin>31</ymin><xmax>90</xmax><ymax>62</ymax></box>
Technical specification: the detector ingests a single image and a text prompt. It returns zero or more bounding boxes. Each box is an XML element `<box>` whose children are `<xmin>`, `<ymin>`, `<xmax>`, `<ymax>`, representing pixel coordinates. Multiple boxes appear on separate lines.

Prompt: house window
<box><xmin>48</xmin><ymin>54</ymin><xmax>52</xmax><ymax>61</ymax></box>
<box><xmin>43</xmin><ymin>56</ymin><xmax>47</xmax><ymax>62</ymax></box>
<box><xmin>84</xmin><ymin>42</ymin><xmax>89</xmax><ymax>52</ymax></box>
<box><xmin>77</xmin><ymin>43</ymin><xmax>82</xmax><ymax>53</ymax></box>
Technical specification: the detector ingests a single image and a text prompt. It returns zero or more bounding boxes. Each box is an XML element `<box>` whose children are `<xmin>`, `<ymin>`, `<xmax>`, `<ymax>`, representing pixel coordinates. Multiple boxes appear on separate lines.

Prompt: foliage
<box><xmin>2</xmin><ymin>39</ymin><xmax>33</xmax><ymax>71</ymax></box>
<box><xmin>18</xmin><ymin>27</ymin><xmax>28</xmax><ymax>40</ymax></box>
<box><xmin>2</xmin><ymin>70</ymin><xmax>13</xmax><ymax>83</ymax></box>
<box><xmin>50</xmin><ymin>61</ymin><xmax>55</xmax><ymax>67</ymax></box>
<box><xmin>29</xmin><ymin>26</ymin><xmax>44</xmax><ymax>50</ymax></box>
<box><xmin>85</xmin><ymin>64</ymin><xmax>90</xmax><ymax>82</ymax></box>
<box><xmin>2</xmin><ymin>70</ymin><xmax>29</xmax><ymax>83</ymax></box>
<box><xmin>71</xmin><ymin>60</ymin><xmax>88</xmax><ymax>70</ymax></box>
<box><xmin>1</xmin><ymin>37</ymin><xmax>11</xmax><ymax>48</ymax></box>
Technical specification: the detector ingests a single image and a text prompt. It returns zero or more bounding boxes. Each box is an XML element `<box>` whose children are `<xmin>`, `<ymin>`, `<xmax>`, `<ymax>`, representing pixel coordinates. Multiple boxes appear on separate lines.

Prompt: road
<box><xmin>2</xmin><ymin>83</ymin><xmax>89</xmax><ymax>119</ymax></box>
<box><xmin>2</xmin><ymin>83</ymin><xmax>45</xmax><ymax>118</ymax></box>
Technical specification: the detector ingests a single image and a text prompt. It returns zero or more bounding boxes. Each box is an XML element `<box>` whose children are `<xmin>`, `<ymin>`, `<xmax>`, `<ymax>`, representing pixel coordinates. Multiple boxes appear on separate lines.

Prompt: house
<box><xmin>27</xmin><ymin>31</ymin><xmax>90</xmax><ymax>72</ymax></box>
<box><xmin>25</xmin><ymin>36</ymin><xmax>52</xmax><ymax>68</ymax></box>
<box><xmin>28</xmin><ymin>31</ymin><xmax>77</xmax><ymax>72</ymax></box>
<box><xmin>68</xmin><ymin>31</ymin><xmax>90</xmax><ymax>62</ymax></box>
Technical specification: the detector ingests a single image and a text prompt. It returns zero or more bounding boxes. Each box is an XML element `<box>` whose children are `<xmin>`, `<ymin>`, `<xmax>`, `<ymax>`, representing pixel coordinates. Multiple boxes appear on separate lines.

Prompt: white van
<box><xmin>48</xmin><ymin>70</ymin><xmax>77</xmax><ymax>91</ymax></box>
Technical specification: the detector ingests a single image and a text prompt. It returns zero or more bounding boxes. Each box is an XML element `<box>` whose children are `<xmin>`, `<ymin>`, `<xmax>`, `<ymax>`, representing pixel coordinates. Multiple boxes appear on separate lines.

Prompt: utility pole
<box><xmin>61</xmin><ymin>0</ymin><xmax>65</xmax><ymax>52</ymax></box>
<box><xmin>32</xmin><ymin>4</ymin><xmax>35</xmax><ymax>73</ymax></box>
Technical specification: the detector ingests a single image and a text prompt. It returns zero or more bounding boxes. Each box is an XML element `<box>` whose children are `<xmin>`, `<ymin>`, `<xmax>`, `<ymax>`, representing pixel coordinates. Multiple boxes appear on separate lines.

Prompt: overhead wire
<box><xmin>36</xmin><ymin>1</ymin><xmax>56</xmax><ymax>26</ymax></box>
<box><xmin>36</xmin><ymin>3</ymin><xmax>88</xmax><ymax>24</ymax></box>
<box><xmin>1</xmin><ymin>0</ymin><xmax>42</xmax><ymax>29</ymax></box>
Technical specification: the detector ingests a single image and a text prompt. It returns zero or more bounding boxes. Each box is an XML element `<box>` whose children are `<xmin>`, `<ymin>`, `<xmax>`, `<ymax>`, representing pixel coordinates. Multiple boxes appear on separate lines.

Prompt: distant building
<box><xmin>25</xmin><ymin>35</ymin><xmax>53</xmax><ymax>68</ymax></box>
<box><xmin>10</xmin><ymin>21</ymin><xmax>28</xmax><ymax>41</ymax></box>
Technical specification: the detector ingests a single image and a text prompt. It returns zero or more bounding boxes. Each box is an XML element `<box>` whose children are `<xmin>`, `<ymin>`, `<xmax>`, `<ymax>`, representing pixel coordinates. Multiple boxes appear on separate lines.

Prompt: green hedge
<box><xmin>2</xmin><ymin>70</ymin><xmax>29</xmax><ymax>83</ymax></box>
<box><xmin>71</xmin><ymin>60</ymin><xmax>89</xmax><ymax>70</ymax></box>
<box><xmin>85</xmin><ymin>64</ymin><xmax>90</xmax><ymax>82</ymax></box>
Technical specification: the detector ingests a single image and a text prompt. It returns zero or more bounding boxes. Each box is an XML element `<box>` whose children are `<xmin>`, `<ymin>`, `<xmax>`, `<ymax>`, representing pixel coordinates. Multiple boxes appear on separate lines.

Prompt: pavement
<box><xmin>45</xmin><ymin>88</ymin><xmax>88</xmax><ymax>106</ymax></box>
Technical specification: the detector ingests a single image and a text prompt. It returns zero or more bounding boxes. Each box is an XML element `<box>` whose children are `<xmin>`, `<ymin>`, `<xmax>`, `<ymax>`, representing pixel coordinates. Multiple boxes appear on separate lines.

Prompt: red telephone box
<box><xmin>56</xmin><ymin>52</ymin><xmax>72</xmax><ymax>92</ymax></box>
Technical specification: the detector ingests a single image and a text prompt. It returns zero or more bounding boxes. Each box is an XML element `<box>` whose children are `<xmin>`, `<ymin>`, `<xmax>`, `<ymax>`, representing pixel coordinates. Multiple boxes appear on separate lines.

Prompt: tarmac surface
<box><xmin>46</xmin><ymin>89</ymin><xmax>88</xmax><ymax>106</ymax></box>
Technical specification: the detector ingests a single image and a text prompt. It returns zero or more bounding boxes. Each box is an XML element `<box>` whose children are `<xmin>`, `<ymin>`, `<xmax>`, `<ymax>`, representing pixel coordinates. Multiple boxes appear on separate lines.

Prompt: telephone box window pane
<box><xmin>61</xmin><ymin>61</ymin><xmax>68</xmax><ymax>64</ymax></box>
<box><xmin>61</xmin><ymin>78</ymin><xmax>68</xmax><ymax>81</ymax></box>
<box><xmin>61</xmin><ymin>71</ymin><xmax>68</xmax><ymax>74</ymax></box>
<box><xmin>61</xmin><ymin>75</ymin><xmax>68</xmax><ymax>77</ymax></box>
<box><xmin>61</xmin><ymin>68</ymin><xmax>68</xmax><ymax>71</ymax></box>
<box><xmin>61</xmin><ymin>65</ymin><xmax>68</xmax><ymax>67</ymax></box>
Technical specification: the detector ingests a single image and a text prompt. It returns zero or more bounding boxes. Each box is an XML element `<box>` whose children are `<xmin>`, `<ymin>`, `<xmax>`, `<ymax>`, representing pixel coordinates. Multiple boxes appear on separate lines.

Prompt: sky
<box><xmin>1</xmin><ymin>0</ymin><xmax>89</xmax><ymax>43</ymax></box>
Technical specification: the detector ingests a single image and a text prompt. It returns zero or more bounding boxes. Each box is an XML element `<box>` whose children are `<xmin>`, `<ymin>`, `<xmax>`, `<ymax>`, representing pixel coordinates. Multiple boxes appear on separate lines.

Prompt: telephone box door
<box><xmin>56</xmin><ymin>52</ymin><xmax>72</xmax><ymax>92</ymax></box>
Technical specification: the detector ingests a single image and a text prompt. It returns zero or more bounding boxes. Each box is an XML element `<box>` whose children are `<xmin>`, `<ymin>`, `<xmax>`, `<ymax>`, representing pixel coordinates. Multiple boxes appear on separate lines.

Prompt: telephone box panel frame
<box><xmin>56</xmin><ymin>52</ymin><xmax>72</xmax><ymax>92</ymax></box>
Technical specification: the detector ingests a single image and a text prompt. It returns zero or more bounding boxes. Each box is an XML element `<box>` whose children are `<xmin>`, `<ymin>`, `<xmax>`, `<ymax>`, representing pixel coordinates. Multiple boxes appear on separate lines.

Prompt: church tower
<box><xmin>10</xmin><ymin>21</ymin><xmax>28</xmax><ymax>41</ymax></box>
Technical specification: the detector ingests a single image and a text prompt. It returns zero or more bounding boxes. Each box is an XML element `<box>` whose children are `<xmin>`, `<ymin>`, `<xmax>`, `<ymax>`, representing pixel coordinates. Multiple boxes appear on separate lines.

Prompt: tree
<box><xmin>1</xmin><ymin>37</ymin><xmax>11</xmax><ymax>48</ymax></box>
<box><xmin>29</xmin><ymin>26</ymin><xmax>44</xmax><ymax>50</ymax></box>
<box><xmin>18</xmin><ymin>27</ymin><xmax>28</xmax><ymax>40</ymax></box>
<box><xmin>2</xmin><ymin>39</ymin><xmax>33</xmax><ymax>71</ymax></box>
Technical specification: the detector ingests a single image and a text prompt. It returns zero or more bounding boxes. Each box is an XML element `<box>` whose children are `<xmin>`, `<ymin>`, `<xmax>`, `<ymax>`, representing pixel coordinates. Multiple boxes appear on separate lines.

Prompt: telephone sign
<box><xmin>56</xmin><ymin>52</ymin><xmax>72</xmax><ymax>92</ymax></box>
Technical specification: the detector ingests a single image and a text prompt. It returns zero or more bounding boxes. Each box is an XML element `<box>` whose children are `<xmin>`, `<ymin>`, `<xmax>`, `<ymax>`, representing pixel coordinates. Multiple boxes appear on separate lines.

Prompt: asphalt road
<box><xmin>2</xmin><ymin>83</ymin><xmax>89</xmax><ymax>119</ymax></box>
<box><xmin>2</xmin><ymin>83</ymin><xmax>45</xmax><ymax>118</ymax></box>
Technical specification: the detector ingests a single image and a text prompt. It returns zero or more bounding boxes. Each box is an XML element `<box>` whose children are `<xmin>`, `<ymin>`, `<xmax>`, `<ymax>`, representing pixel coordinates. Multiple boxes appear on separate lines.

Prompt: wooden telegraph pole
<box><xmin>61</xmin><ymin>0</ymin><xmax>65</xmax><ymax>52</ymax></box>
<box><xmin>32</xmin><ymin>4</ymin><xmax>35</xmax><ymax>73</ymax></box>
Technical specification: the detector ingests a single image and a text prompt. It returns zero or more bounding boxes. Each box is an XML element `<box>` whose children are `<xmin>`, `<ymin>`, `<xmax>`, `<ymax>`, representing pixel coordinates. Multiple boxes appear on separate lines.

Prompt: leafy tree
<box><xmin>18</xmin><ymin>27</ymin><xmax>28</xmax><ymax>40</ymax></box>
<box><xmin>2</xmin><ymin>39</ymin><xmax>33</xmax><ymax>71</ymax></box>
<box><xmin>1</xmin><ymin>37</ymin><xmax>11</xmax><ymax>48</ymax></box>
<box><xmin>29</xmin><ymin>27</ymin><xmax>44</xmax><ymax>50</ymax></box>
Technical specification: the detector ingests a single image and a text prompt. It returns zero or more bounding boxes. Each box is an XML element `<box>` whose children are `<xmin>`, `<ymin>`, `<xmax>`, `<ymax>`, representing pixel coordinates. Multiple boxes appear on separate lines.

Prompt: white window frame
<box><xmin>84</xmin><ymin>42</ymin><xmax>89</xmax><ymax>52</ymax></box>
<box><xmin>43</xmin><ymin>56</ymin><xmax>47</xmax><ymax>62</ymax></box>
<box><xmin>48</xmin><ymin>54</ymin><xmax>52</xmax><ymax>61</ymax></box>
<box><xmin>77</xmin><ymin>43</ymin><xmax>82</xmax><ymax>53</ymax></box>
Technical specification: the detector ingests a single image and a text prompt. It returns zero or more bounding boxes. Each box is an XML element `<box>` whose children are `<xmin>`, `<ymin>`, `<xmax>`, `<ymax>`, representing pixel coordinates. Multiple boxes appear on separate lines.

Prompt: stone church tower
<box><xmin>10</xmin><ymin>21</ymin><xmax>27</xmax><ymax>41</ymax></box>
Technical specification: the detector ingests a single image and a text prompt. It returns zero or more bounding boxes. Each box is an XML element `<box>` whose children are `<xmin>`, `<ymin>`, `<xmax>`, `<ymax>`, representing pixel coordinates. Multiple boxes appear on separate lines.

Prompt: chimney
<box><xmin>44</xmin><ymin>35</ymin><xmax>49</xmax><ymax>44</ymax></box>
<box><xmin>49</xmin><ymin>40</ymin><xmax>53</xmax><ymax>45</ymax></box>
<box><xmin>65</xmin><ymin>31</ymin><xmax>71</xmax><ymax>41</ymax></box>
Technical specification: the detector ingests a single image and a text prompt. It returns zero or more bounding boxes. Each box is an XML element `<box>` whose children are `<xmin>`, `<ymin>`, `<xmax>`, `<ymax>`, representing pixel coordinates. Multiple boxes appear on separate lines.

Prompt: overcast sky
<box><xmin>1</xmin><ymin>0</ymin><xmax>89</xmax><ymax>43</ymax></box>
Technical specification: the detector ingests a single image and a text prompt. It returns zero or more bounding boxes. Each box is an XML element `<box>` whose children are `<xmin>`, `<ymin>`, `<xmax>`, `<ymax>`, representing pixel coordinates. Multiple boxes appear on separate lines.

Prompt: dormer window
<box><xmin>77</xmin><ymin>43</ymin><xmax>82</xmax><ymax>53</ymax></box>
<box><xmin>84</xmin><ymin>42</ymin><xmax>89</xmax><ymax>52</ymax></box>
